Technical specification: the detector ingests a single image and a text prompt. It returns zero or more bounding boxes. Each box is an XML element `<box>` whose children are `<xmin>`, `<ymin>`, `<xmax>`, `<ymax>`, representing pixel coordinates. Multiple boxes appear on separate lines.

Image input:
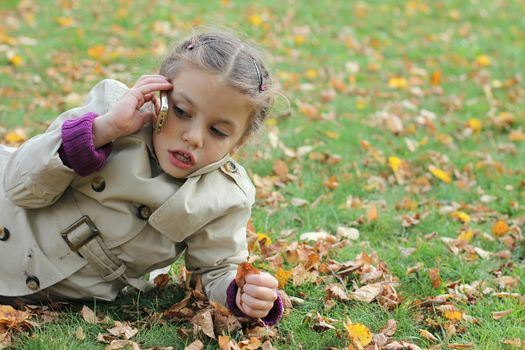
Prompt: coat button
<box><xmin>136</xmin><ymin>205</ymin><xmax>152</xmax><ymax>220</ymax></box>
<box><xmin>91</xmin><ymin>176</ymin><xmax>106</xmax><ymax>192</ymax></box>
<box><xmin>223</xmin><ymin>161</ymin><xmax>237</xmax><ymax>173</ymax></box>
<box><xmin>0</xmin><ymin>227</ymin><xmax>9</xmax><ymax>241</ymax></box>
<box><xmin>26</xmin><ymin>275</ymin><xmax>40</xmax><ymax>291</ymax></box>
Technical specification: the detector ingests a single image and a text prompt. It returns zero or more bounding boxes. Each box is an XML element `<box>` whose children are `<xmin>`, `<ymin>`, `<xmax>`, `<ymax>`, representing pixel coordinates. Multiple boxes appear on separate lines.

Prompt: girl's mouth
<box><xmin>169</xmin><ymin>150</ymin><xmax>195</xmax><ymax>170</ymax></box>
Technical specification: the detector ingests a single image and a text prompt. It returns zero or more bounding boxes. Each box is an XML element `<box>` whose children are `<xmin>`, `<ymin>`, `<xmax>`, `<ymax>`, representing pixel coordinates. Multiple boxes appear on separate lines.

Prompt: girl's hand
<box><xmin>236</xmin><ymin>272</ymin><xmax>278</xmax><ymax>319</ymax></box>
<box><xmin>93</xmin><ymin>75</ymin><xmax>172</xmax><ymax>147</ymax></box>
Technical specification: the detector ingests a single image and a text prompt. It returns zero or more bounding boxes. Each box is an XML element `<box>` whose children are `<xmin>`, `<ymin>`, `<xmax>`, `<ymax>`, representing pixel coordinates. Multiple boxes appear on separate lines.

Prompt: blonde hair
<box><xmin>159</xmin><ymin>30</ymin><xmax>275</xmax><ymax>135</ymax></box>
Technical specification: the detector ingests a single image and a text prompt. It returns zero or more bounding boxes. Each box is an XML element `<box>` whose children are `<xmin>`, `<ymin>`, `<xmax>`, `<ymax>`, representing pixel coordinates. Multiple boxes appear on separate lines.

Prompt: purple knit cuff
<box><xmin>226</xmin><ymin>279</ymin><xmax>283</xmax><ymax>326</ymax></box>
<box><xmin>58</xmin><ymin>112</ymin><xmax>113</xmax><ymax>176</ymax></box>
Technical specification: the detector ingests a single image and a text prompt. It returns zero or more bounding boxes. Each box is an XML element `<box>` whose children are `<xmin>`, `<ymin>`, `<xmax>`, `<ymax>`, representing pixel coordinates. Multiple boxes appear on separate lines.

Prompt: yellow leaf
<box><xmin>249</xmin><ymin>14</ymin><xmax>263</xmax><ymax>26</ymax></box>
<box><xmin>57</xmin><ymin>17</ymin><xmax>75</xmax><ymax>28</ymax></box>
<box><xmin>443</xmin><ymin>310</ymin><xmax>462</xmax><ymax>321</ymax></box>
<box><xmin>451</xmin><ymin>211</ymin><xmax>471</xmax><ymax>223</ymax></box>
<box><xmin>326</xmin><ymin>130</ymin><xmax>340</xmax><ymax>139</ymax></box>
<box><xmin>466</xmin><ymin>118</ymin><xmax>481</xmax><ymax>132</ymax></box>
<box><xmin>509</xmin><ymin>130</ymin><xmax>525</xmax><ymax>142</ymax></box>
<box><xmin>476</xmin><ymin>54</ymin><xmax>490</xmax><ymax>66</ymax></box>
<box><xmin>257</xmin><ymin>233</ymin><xmax>272</xmax><ymax>246</ymax></box>
<box><xmin>4</xmin><ymin>128</ymin><xmax>27</xmax><ymax>144</ymax></box>
<box><xmin>457</xmin><ymin>229</ymin><xmax>474</xmax><ymax>242</ymax></box>
<box><xmin>344</xmin><ymin>321</ymin><xmax>372</xmax><ymax>349</ymax></box>
<box><xmin>294</xmin><ymin>34</ymin><xmax>305</xmax><ymax>45</ymax></box>
<box><xmin>305</xmin><ymin>68</ymin><xmax>318</xmax><ymax>80</ymax></box>
<box><xmin>275</xmin><ymin>268</ymin><xmax>293</xmax><ymax>289</ymax></box>
<box><xmin>388</xmin><ymin>76</ymin><xmax>408</xmax><ymax>89</ymax></box>
<box><xmin>388</xmin><ymin>156</ymin><xmax>402</xmax><ymax>172</ymax></box>
<box><xmin>6</xmin><ymin>51</ymin><xmax>23</xmax><ymax>66</ymax></box>
<box><xmin>492</xmin><ymin>220</ymin><xmax>510</xmax><ymax>237</ymax></box>
<box><xmin>429</xmin><ymin>165</ymin><xmax>452</xmax><ymax>184</ymax></box>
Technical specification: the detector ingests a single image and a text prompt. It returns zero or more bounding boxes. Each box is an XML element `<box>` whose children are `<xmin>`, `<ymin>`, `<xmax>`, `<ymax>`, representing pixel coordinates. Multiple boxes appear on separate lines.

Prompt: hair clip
<box><xmin>183</xmin><ymin>39</ymin><xmax>194</xmax><ymax>50</ymax></box>
<box><xmin>252</xmin><ymin>59</ymin><xmax>264</xmax><ymax>92</ymax></box>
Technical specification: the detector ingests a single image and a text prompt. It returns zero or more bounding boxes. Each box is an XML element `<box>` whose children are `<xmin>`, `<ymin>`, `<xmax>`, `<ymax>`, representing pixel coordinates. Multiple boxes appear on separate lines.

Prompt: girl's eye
<box><xmin>173</xmin><ymin>106</ymin><xmax>190</xmax><ymax>119</ymax></box>
<box><xmin>210</xmin><ymin>126</ymin><xmax>228</xmax><ymax>138</ymax></box>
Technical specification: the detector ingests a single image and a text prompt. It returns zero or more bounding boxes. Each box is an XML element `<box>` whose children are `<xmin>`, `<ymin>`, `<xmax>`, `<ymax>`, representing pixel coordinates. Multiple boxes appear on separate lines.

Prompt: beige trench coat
<box><xmin>0</xmin><ymin>79</ymin><xmax>254</xmax><ymax>306</ymax></box>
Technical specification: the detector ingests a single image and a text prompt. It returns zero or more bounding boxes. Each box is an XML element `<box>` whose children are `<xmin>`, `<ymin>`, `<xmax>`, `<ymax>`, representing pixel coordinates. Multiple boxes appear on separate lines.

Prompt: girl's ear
<box><xmin>231</xmin><ymin>133</ymin><xmax>251</xmax><ymax>153</ymax></box>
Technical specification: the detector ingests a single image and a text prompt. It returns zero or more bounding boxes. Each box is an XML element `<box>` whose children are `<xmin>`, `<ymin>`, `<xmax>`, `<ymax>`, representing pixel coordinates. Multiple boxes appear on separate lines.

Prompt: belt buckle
<box><xmin>61</xmin><ymin>215</ymin><xmax>100</xmax><ymax>252</ymax></box>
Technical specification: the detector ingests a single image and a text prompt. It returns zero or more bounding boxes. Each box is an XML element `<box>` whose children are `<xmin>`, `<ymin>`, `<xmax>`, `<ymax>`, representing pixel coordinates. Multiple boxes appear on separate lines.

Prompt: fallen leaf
<box><xmin>184</xmin><ymin>340</ymin><xmax>204</xmax><ymax>350</ymax></box>
<box><xmin>428</xmin><ymin>268</ymin><xmax>441</xmax><ymax>289</ymax></box>
<box><xmin>81</xmin><ymin>305</ymin><xmax>97</xmax><ymax>324</ymax></box>
<box><xmin>275</xmin><ymin>268</ymin><xmax>293</xmax><ymax>289</ymax></box>
<box><xmin>491</xmin><ymin>309</ymin><xmax>512</xmax><ymax>320</ymax></box>
<box><xmin>429</xmin><ymin>165</ymin><xmax>452</xmax><ymax>184</ymax></box>
<box><xmin>350</xmin><ymin>283</ymin><xmax>383</xmax><ymax>303</ymax></box>
<box><xmin>344</xmin><ymin>321</ymin><xmax>372</xmax><ymax>349</ymax></box>
<box><xmin>491</xmin><ymin>220</ymin><xmax>510</xmax><ymax>237</ymax></box>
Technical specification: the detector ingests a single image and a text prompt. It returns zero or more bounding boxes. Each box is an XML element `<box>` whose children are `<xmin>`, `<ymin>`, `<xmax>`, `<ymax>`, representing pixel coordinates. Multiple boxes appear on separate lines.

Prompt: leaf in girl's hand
<box><xmin>235</xmin><ymin>262</ymin><xmax>260</xmax><ymax>289</ymax></box>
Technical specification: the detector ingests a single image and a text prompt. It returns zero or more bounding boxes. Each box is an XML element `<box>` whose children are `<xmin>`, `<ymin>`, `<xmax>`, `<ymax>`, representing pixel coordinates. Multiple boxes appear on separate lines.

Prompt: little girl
<box><xmin>0</xmin><ymin>30</ymin><xmax>282</xmax><ymax>325</ymax></box>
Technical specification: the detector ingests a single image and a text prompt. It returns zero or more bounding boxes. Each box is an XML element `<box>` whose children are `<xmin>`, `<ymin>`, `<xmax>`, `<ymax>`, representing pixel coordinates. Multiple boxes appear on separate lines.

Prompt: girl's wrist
<box><xmin>92</xmin><ymin>113</ymin><xmax>121</xmax><ymax>147</ymax></box>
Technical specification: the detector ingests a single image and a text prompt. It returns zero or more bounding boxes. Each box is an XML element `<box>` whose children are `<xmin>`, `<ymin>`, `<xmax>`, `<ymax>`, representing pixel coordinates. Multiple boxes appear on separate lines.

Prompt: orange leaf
<box><xmin>218</xmin><ymin>335</ymin><xmax>230</xmax><ymax>350</ymax></box>
<box><xmin>324</xmin><ymin>175</ymin><xmax>339</xmax><ymax>190</ymax></box>
<box><xmin>273</xmin><ymin>159</ymin><xmax>289</xmax><ymax>181</ymax></box>
<box><xmin>492</xmin><ymin>220</ymin><xmax>510</xmax><ymax>237</ymax></box>
<box><xmin>235</xmin><ymin>262</ymin><xmax>260</xmax><ymax>289</ymax></box>
<box><xmin>428</xmin><ymin>268</ymin><xmax>441</xmax><ymax>289</ymax></box>
<box><xmin>0</xmin><ymin>305</ymin><xmax>29</xmax><ymax>328</ymax></box>
<box><xmin>366</xmin><ymin>205</ymin><xmax>378</xmax><ymax>222</ymax></box>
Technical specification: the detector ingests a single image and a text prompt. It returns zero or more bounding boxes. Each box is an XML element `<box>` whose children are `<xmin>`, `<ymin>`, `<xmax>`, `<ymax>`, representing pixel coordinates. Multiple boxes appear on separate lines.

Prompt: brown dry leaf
<box><xmin>81</xmin><ymin>305</ymin><xmax>97</xmax><ymax>324</ymax></box>
<box><xmin>238</xmin><ymin>337</ymin><xmax>261</xmax><ymax>350</ymax></box>
<box><xmin>0</xmin><ymin>332</ymin><xmax>12</xmax><ymax>349</ymax></box>
<box><xmin>273</xmin><ymin>160</ymin><xmax>289</xmax><ymax>181</ymax></box>
<box><xmin>235</xmin><ymin>262</ymin><xmax>261</xmax><ymax>289</ymax></box>
<box><xmin>428</xmin><ymin>268</ymin><xmax>442</xmax><ymax>289</ymax></box>
<box><xmin>184</xmin><ymin>340</ymin><xmax>204</xmax><ymax>350</ymax></box>
<box><xmin>349</xmin><ymin>283</ymin><xmax>383</xmax><ymax>303</ymax></box>
<box><xmin>419</xmin><ymin>329</ymin><xmax>438</xmax><ymax>342</ymax></box>
<box><xmin>108</xmin><ymin>321</ymin><xmax>138</xmax><ymax>340</ymax></box>
<box><xmin>447</xmin><ymin>343</ymin><xmax>474</xmax><ymax>349</ymax></box>
<box><xmin>105</xmin><ymin>340</ymin><xmax>141</xmax><ymax>350</ymax></box>
<box><xmin>344</xmin><ymin>321</ymin><xmax>372</xmax><ymax>349</ymax></box>
<box><xmin>491</xmin><ymin>309</ymin><xmax>512</xmax><ymax>320</ymax></box>
<box><xmin>384</xmin><ymin>341</ymin><xmax>422</xmax><ymax>350</ymax></box>
<box><xmin>326</xmin><ymin>283</ymin><xmax>349</xmax><ymax>302</ymax></box>
<box><xmin>191</xmin><ymin>309</ymin><xmax>215</xmax><ymax>339</ymax></box>
<box><xmin>74</xmin><ymin>326</ymin><xmax>86</xmax><ymax>341</ymax></box>
<box><xmin>153</xmin><ymin>273</ymin><xmax>170</xmax><ymax>289</ymax></box>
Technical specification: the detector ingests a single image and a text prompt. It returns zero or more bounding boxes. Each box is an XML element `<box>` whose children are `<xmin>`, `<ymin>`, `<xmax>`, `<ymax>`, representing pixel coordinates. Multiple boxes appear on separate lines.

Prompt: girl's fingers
<box><xmin>240</xmin><ymin>304</ymin><xmax>271</xmax><ymax>319</ymax></box>
<box><xmin>241</xmin><ymin>293</ymin><xmax>274</xmax><ymax>311</ymax></box>
<box><xmin>244</xmin><ymin>273</ymin><xmax>278</xmax><ymax>289</ymax></box>
<box><xmin>242</xmin><ymin>284</ymin><xmax>278</xmax><ymax>302</ymax></box>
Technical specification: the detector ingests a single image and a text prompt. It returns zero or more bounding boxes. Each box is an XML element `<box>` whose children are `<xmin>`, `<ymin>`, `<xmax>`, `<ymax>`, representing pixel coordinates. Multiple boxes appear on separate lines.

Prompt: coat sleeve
<box><xmin>2</xmin><ymin>79</ymin><xmax>128</xmax><ymax>208</ymax></box>
<box><xmin>183</xmin><ymin>203</ymin><xmax>251</xmax><ymax>306</ymax></box>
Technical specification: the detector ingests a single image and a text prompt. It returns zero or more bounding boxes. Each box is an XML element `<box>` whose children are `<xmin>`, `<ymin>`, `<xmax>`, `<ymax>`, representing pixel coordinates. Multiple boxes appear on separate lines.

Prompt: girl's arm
<box><xmin>183</xmin><ymin>203</ymin><xmax>283</xmax><ymax>326</ymax></box>
<box><xmin>2</xmin><ymin>79</ymin><xmax>127</xmax><ymax>208</ymax></box>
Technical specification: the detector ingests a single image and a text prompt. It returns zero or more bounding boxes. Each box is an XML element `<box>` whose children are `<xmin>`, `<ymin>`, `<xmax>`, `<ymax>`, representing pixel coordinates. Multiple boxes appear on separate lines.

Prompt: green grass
<box><xmin>1</xmin><ymin>0</ymin><xmax>525</xmax><ymax>349</ymax></box>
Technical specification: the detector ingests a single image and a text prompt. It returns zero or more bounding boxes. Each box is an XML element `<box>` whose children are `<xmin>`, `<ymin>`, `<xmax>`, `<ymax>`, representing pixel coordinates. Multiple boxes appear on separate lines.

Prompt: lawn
<box><xmin>1</xmin><ymin>1</ymin><xmax>524</xmax><ymax>349</ymax></box>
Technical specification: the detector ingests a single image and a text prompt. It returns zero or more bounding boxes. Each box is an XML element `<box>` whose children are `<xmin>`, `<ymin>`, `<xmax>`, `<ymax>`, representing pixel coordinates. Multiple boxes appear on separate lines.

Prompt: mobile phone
<box><xmin>155</xmin><ymin>91</ymin><xmax>169</xmax><ymax>134</ymax></box>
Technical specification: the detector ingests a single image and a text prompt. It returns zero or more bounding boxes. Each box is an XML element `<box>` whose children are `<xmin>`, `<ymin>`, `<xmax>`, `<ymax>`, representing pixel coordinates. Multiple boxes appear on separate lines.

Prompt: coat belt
<box><xmin>56</xmin><ymin>191</ymin><xmax>153</xmax><ymax>293</ymax></box>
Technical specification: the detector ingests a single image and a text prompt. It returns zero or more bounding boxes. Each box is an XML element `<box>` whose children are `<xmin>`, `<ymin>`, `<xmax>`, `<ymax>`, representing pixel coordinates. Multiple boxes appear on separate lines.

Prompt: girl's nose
<box><xmin>182</xmin><ymin>128</ymin><xmax>203</xmax><ymax>148</ymax></box>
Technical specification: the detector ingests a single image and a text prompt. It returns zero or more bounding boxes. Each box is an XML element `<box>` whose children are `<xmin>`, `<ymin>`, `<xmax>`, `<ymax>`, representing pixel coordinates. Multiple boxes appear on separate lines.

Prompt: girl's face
<box><xmin>152</xmin><ymin>66</ymin><xmax>252</xmax><ymax>179</ymax></box>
